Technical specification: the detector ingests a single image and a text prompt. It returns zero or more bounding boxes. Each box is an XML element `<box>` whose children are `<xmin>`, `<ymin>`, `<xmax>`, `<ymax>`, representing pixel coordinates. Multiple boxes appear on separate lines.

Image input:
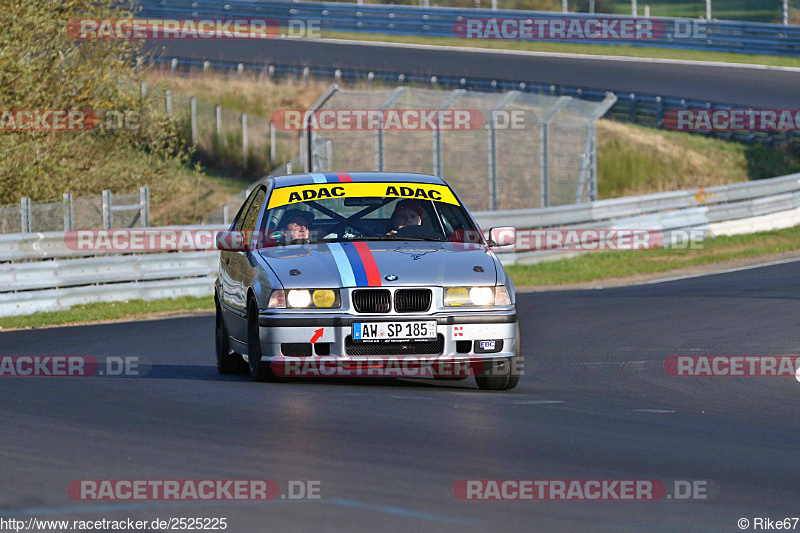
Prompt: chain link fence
<box><xmin>0</xmin><ymin>189</ymin><xmax>150</xmax><ymax>235</ymax></box>
<box><xmin>301</xmin><ymin>85</ymin><xmax>616</xmax><ymax>211</ymax></box>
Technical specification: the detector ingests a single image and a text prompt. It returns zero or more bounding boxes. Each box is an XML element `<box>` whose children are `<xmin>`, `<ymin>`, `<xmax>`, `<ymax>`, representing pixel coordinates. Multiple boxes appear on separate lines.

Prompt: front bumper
<box><xmin>257</xmin><ymin>309</ymin><xmax>517</xmax><ymax>362</ymax></box>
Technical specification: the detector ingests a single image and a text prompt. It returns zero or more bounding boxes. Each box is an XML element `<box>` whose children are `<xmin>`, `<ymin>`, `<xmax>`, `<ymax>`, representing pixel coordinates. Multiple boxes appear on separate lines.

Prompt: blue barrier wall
<box><xmin>139</xmin><ymin>0</ymin><xmax>800</xmax><ymax>56</ymax></box>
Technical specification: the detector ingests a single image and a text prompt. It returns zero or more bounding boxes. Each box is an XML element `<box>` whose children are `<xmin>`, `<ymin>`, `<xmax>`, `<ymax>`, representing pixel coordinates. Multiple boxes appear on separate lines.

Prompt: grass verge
<box><xmin>0</xmin><ymin>296</ymin><xmax>214</xmax><ymax>331</ymax></box>
<box><xmin>506</xmin><ymin>224</ymin><xmax>800</xmax><ymax>286</ymax></box>
<box><xmin>316</xmin><ymin>30</ymin><xmax>800</xmax><ymax>69</ymax></box>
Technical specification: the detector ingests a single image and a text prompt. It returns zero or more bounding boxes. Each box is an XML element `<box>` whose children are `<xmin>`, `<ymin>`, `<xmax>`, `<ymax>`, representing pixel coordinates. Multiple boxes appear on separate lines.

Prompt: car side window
<box><xmin>240</xmin><ymin>188</ymin><xmax>266</xmax><ymax>233</ymax></box>
<box><xmin>234</xmin><ymin>190</ymin><xmax>259</xmax><ymax>232</ymax></box>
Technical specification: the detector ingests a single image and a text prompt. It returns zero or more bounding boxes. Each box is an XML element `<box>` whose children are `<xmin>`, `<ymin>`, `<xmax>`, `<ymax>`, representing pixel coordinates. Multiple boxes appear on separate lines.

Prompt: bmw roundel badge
<box><xmin>385</xmin><ymin>274</ymin><xmax>398</xmax><ymax>282</ymax></box>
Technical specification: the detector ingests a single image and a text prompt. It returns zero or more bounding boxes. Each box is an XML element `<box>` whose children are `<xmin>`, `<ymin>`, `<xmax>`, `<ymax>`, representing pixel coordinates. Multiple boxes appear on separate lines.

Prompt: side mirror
<box><xmin>216</xmin><ymin>230</ymin><xmax>250</xmax><ymax>252</ymax></box>
<box><xmin>489</xmin><ymin>227</ymin><xmax>516</xmax><ymax>247</ymax></box>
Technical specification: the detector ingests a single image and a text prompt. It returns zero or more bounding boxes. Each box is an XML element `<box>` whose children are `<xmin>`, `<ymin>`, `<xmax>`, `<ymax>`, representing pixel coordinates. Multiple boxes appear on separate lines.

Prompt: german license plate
<box><xmin>352</xmin><ymin>321</ymin><xmax>437</xmax><ymax>342</ymax></box>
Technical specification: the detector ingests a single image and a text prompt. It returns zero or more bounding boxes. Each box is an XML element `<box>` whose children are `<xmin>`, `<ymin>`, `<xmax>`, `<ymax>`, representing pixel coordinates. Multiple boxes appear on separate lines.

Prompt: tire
<box><xmin>216</xmin><ymin>299</ymin><xmax>246</xmax><ymax>374</ymax></box>
<box><xmin>475</xmin><ymin>322</ymin><xmax>522</xmax><ymax>391</ymax></box>
<box><xmin>247</xmin><ymin>297</ymin><xmax>282</xmax><ymax>382</ymax></box>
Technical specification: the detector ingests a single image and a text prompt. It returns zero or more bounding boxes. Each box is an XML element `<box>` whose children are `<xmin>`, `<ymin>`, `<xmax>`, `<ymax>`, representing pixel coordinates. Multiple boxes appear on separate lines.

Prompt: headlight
<box><xmin>269</xmin><ymin>289</ymin><xmax>341</xmax><ymax>309</ymax></box>
<box><xmin>444</xmin><ymin>286</ymin><xmax>512</xmax><ymax>307</ymax></box>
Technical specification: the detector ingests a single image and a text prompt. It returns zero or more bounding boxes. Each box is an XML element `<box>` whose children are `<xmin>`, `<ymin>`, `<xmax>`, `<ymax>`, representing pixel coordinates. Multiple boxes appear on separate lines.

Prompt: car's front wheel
<box><xmin>216</xmin><ymin>298</ymin><xmax>246</xmax><ymax>374</ymax></box>
<box><xmin>247</xmin><ymin>297</ymin><xmax>282</xmax><ymax>382</ymax></box>
<box><xmin>475</xmin><ymin>322</ymin><xmax>522</xmax><ymax>391</ymax></box>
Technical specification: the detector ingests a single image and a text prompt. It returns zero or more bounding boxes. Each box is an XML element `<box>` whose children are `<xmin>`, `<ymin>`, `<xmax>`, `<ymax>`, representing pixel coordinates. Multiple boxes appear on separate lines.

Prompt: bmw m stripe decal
<box><xmin>326</xmin><ymin>242</ymin><xmax>381</xmax><ymax>287</ymax></box>
<box><xmin>310</xmin><ymin>172</ymin><xmax>353</xmax><ymax>184</ymax></box>
<box><xmin>327</xmin><ymin>243</ymin><xmax>357</xmax><ymax>287</ymax></box>
<box><xmin>352</xmin><ymin>241</ymin><xmax>382</xmax><ymax>286</ymax></box>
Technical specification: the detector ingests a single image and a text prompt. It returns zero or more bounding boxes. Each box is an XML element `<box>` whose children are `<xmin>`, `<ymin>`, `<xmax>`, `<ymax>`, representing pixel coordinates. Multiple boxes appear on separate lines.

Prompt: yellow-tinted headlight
<box><xmin>444</xmin><ymin>287</ymin><xmax>470</xmax><ymax>306</ymax></box>
<box><xmin>312</xmin><ymin>289</ymin><xmax>337</xmax><ymax>308</ymax></box>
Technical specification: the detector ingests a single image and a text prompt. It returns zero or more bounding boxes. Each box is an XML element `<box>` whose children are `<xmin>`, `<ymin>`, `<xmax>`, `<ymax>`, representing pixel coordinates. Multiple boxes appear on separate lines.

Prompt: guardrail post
<box><xmin>190</xmin><ymin>97</ymin><xmax>197</xmax><ymax>145</ymax></box>
<box><xmin>223</xmin><ymin>205</ymin><xmax>230</xmax><ymax>225</ymax></box>
<box><xmin>166</xmin><ymin>89</ymin><xmax>172</xmax><ymax>114</ymax></box>
<box><xmin>216</xmin><ymin>105</ymin><xmax>222</xmax><ymax>140</ymax></box>
<box><xmin>63</xmin><ymin>193</ymin><xmax>73</xmax><ymax>231</ymax></box>
<box><xmin>270</xmin><ymin>121</ymin><xmax>276</xmax><ymax>166</ymax></box>
<box><xmin>562</xmin><ymin>0</ymin><xmax>567</xmax><ymax>13</ymax></box>
<box><xmin>655</xmin><ymin>96</ymin><xmax>663</xmax><ymax>128</ymax></box>
<box><xmin>139</xmin><ymin>187</ymin><xmax>150</xmax><ymax>227</ymax></box>
<box><xmin>628</xmin><ymin>93</ymin><xmax>637</xmax><ymax>123</ymax></box>
<box><xmin>784</xmin><ymin>0</ymin><xmax>789</xmax><ymax>24</ymax></box>
<box><xmin>589</xmin><ymin>0</ymin><xmax>595</xmax><ymax>13</ymax></box>
<box><xmin>171</xmin><ymin>58</ymin><xmax>178</xmax><ymax>72</ymax></box>
<box><xmin>242</xmin><ymin>113</ymin><xmax>248</xmax><ymax>170</ymax></box>
<box><xmin>20</xmin><ymin>197</ymin><xmax>31</xmax><ymax>234</ymax></box>
<box><xmin>140</xmin><ymin>81</ymin><xmax>147</xmax><ymax>100</ymax></box>
<box><xmin>102</xmin><ymin>190</ymin><xmax>112</xmax><ymax>229</ymax></box>
<box><xmin>631</xmin><ymin>0</ymin><xmax>637</xmax><ymax>16</ymax></box>
<box><xmin>706</xmin><ymin>0</ymin><xmax>712</xmax><ymax>20</ymax></box>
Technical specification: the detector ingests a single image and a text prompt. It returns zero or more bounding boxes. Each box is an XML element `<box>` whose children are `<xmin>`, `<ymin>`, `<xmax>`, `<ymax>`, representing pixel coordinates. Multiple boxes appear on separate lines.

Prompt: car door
<box><xmin>227</xmin><ymin>186</ymin><xmax>267</xmax><ymax>342</ymax></box>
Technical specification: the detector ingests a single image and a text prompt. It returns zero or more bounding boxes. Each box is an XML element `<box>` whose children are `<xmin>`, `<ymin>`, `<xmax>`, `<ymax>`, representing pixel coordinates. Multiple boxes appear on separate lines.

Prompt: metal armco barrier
<box><xmin>149</xmin><ymin>57</ymin><xmax>800</xmax><ymax>147</ymax></box>
<box><xmin>138</xmin><ymin>0</ymin><xmax>800</xmax><ymax>56</ymax></box>
<box><xmin>2</xmin><ymin>172</ymin><xmax>799</xmax><ymax>316</ymax></box>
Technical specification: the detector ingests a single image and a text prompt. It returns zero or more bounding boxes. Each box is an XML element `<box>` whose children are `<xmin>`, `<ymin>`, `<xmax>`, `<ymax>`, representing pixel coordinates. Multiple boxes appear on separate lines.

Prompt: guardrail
<box><xmin>150</xmin><ymin>56</ymin><xmax>800</xmax><ymax>148</ymax></box>
<box><xmin>2</xmin><ymin>172</ymin><xmax>799</xmax><ymax>316</ymax></box>
<box><xmin>138</xmin><ymin>0</ymin><xmax>800</xmax><ymax>56</ymax></box>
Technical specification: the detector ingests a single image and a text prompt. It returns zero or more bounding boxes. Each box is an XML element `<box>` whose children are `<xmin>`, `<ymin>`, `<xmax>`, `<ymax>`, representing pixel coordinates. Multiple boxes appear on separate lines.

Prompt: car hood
<box><xmin>259</xmin><ymin>241</ymin><xmax>498</xmax><ymax>288</ymax></box>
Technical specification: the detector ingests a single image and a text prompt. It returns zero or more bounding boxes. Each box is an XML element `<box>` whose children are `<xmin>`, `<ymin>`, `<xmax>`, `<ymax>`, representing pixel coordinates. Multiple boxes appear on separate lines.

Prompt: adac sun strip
<box><xmin>267</xmin><ymin>182</ymin><xmax>460</xmax><ymax>209</ymax></box>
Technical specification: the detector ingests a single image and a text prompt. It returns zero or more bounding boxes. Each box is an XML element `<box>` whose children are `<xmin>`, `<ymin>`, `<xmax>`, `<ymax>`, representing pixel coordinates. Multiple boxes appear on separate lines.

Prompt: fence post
<box><xmin>140</xmin><ymin>81</ymin><xmax>147</xmax><ymax>100</ymax></box>
<box><xmin>63</xmin><ymin>193</ymin><xmax>73</xmax><ymax>231</ymax></box>
<box><xmin>706</xmin><ymin>0</ymin><xmax>711</xmax><ymax>20</ymax></box>
<box><xmin>190</xmin><ymin>97</ymin><xmax>197</xmax><ymax>145</ymax></box>
<box><xmin>270</xmin><ymin>121</ymin><xmax>276</xmax><ymax>166</ymax></box>
<box><xmin>375</xmin><ymin>118</ymin><xmax>384</xmax><ymax>171</ymax></box>
<box><xmin>102</xmin><ymin>190</ymin><xmax>112</xmax><ymax>229</ymax></box>
<box><xmin>589</xmin><ymin>0</ymin><xmax>595</xmax><ymax>13</ymax></box>
<box><xmin>171</xmin><ymin>57</ymin><xmax>178</xmax><ymax>72</ymax></box>
<box><xmin>540</xmin><ymin>96</ymin><xmax>571</xmax><ymax>208</ymax></box>
<box><xmin>20</xmin><ymin>197</ymin><xmax>31</xmax><ymax>234</ymax></box>
<box><xmin>783</xmin><ymin>0</ymin><xmax>788</xmax><ymax>24</ymax></box>
<box><xmin>223</xmin><ymin>205</ymin><xmax>230</xmax><ymax>225</ymax></box>
<box><xmin>487</xmin><ymin>117</ymin><xmax>497</xmax><ymax>210</ymax></box>
<box><xmin>242</xmin><ymin>113</ymin><xmax>248</xmax><ymax>170</ymax></box>
<box><xmin>216</xmin><ymin>106</ymin><xmax>222</xmax><ymax>140</ymax></box>
<box><xmin>433</xmin><ymin>89</ymin><xmax>465</xmax><ymax>177</ymax></box>
<box><xmin>486</xmin><ymin>91</ymin><xmax>519</xmax><ymax>211</ymax></box>
<box><xmin>139</xmin><ymin>187</ymin><xmax>150</xmax><ymax>227</ymax></box>
<box><xmin>166</xmin><ymin>89</ymin><xmax>172</xmax><ymax>114</ymax></box>
<box><xmin>631</xmin><ymin>0</ymin><xmax>637</xmax><ymax>16</ymax></box>
<box><xmin>562</xmin><ymin>0</ymin><xmax>567</xmax><ymax>13</ymax></box>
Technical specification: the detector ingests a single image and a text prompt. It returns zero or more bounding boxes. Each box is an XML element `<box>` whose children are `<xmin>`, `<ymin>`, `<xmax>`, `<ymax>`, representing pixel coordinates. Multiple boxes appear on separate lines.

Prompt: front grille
<box><xmin>394</xmin><ymin>289</ymin><xmax>432</xmax><ymax>313</ymax></box>
<box><xmin>345</xmin><ymin>335</ymin><xmax>444</xmax><ymax>356</ymax></box>
<box><xmin>352</xmin><ymin>289</ymin><xmax>391</xmax><ymax>313</ymax></box>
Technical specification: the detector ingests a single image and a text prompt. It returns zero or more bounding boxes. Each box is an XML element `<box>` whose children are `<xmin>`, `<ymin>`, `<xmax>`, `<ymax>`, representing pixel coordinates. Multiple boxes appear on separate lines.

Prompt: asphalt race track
<box><xmin>1</xmin><ymin>260</ymin><xmax>798</xmax><ymax>531</ymax></box>
<box><xmin>148</xmin><ymin>38</ymin><xmax>800</xmax><ymax>108</ymax></box>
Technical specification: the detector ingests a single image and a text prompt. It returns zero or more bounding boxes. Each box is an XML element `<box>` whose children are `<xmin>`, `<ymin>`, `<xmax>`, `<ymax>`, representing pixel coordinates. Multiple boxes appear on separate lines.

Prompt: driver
<box><xmin>280</xmin><ymin>209</ymin><xmax>314</xmax><ymax>244</ymax></box>
<box><xmin>386</xmin><ymin>199</ymin><xmax>424</xmax><ymax>236</ymax></box>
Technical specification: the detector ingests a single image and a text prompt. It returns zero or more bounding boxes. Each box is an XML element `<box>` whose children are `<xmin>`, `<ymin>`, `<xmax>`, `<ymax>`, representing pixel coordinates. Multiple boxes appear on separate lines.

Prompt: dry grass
<box><xmin>145</xmin><ymin>71</ymin><xmax>330</xmax><ymax>118</ymax></box>
<box><xmin>596</xmin><ymin>120</ymin><xmax>800</xmax><ymax>198</ymax></box>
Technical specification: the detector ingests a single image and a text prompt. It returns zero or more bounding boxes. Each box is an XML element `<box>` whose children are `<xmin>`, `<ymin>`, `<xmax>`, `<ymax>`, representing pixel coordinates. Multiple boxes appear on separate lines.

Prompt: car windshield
<box><xmin>260</xmin><ymin>181</ymin><xmax>482</xmax><ymax>247</ymax></box>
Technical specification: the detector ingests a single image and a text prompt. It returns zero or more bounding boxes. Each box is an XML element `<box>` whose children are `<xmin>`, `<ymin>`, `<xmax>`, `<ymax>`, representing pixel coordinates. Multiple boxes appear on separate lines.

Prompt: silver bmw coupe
<box><xmin>215</xmin><ymin>172</ymin><xmax>522</xmax><ymax>390</ymax></box>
